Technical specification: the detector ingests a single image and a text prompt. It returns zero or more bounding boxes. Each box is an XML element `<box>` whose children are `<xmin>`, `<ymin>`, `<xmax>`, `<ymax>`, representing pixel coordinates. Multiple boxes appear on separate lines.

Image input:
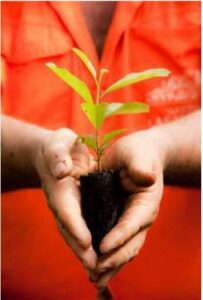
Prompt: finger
<box><xmin>120</xmin><ymin>176</ymin><xmax>137</xmax><ymax>193</ymax></box>
<box><xmin>95</xmin><ymin>267</ymin><xmax>122</xmax><ymax>289</ymax></box>
<box><xmin>43</xmin><ymin>129</ymin><xmax>91</xmax><ymax>179</ymax></box>
<box><xmin>120</xmin><ymin>168</ymin><xmax>142</xmax><ymax>192</ymax></box>
<box><xmin>44</xmin><ymin>141</ymin><xmax>73</xmax><ymax>179</ymax></box>
<box><xmin>56</xmin><ymin>219</ymin><xmax>97</xmax><ymax>270</ymax></box>
<box><xmin>97</xmin><ymin>229</ymin><xmax>147</xmax><ymax>274</ymax></box>
<box><xmin>42</xmin><ymin>129</ymin><xmax>76</xmax><ymax>179</ymax></box>
<box><xmin>45</xmin><ymin>176</ymin><xmax>92</xmax><ymax>249</ymax></box>
<box><xmin>103</xmin><ymin>140</ymin><xmax>156</xmax><ymax>187</ymax></box>
<box><xmin>100</xmin><ymin>192</ymin><xmax>158</xmax><ymax>253</ymax></box>
<box><xmin>89</xmin><ymin>156</ymin><xmax>98</xmax><ymax>173</ymax></box>
<box><xmin>70</xmin><ymin>142</ymin><xmax>93</xmax><ymax>179</ymax></box>
<box><xmin>87</xmin><ymin>270</ymin><xmax>100</xmax><ymax>283</ymax></box>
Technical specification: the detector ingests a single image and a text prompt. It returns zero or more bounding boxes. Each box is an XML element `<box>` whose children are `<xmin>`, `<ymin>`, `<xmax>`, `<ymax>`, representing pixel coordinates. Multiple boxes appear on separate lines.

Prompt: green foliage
<box><xmin>72</xmin><ymin>48</ymin><xmax>97</xmax><ymax>83</ymax></box>
<box><xmin>105</xmin><ymin>102</ymin><xmax>149</xmax><ymax>117</ymax></box>
<box><xmin>97</xmin><ymin>143</ymin><xmax>109</xmax><ymax>157</ymax></box>
<box><xmin>102</xmin><ymin>69</ymin><xmax>171</xmax><ymax>96</ymax></box>
<box><xmin>103</xmin><ymin>129</ymin><xmax>126</xmax><ymax>145</ymax></box>
<box><xmin>46</xmin><ymin>49</ymin><xmax>171</xmax><ymax>171</ymax></box>
<box><xmin>78</xmin><ymin>135</ymin><xmax>97</xmax><ymax>151</ymax></box>
<box><xmin>81</xmin><ymin>102</ymin><xmax>107</xmax><ymax>129</ymax></box>
<box><xmin>46</xmin><ymin>63</ymin><xmax>93</xmax><ymax>104</ymax></box>
<box><xmin>80</xmin><ymin>101</ymin><xmax>149</xmax><ymax>130</ymax></box>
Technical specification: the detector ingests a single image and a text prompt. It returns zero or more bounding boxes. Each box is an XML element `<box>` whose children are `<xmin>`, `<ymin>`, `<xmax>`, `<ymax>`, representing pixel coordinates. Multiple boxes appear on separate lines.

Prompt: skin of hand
<box><xmin>89</xmin><ymin>130</ymin><xmax>165</xmax><ymax>288</ymax></box>
<box><xmin>34</xmin><ymin>128</ymin><xmax>98</xmax><ymax>272</ymax></box>
<box><xmin>90</xmin><ymin>110</ymin><xmax>200</xmax><ymax>289</ymax></box>
<box><xmin>2</xmin><ymin>116</ymin><xmax>97</xmax><ymax>274</ymax></box>
<box><xmin>2</xmin><ymin>110</ymin><xmax>200</xmax><ymax>289</ymax></box>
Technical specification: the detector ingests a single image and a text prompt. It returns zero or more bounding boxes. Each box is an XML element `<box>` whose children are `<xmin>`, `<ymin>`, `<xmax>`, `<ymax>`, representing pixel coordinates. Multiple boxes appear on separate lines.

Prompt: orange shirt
<box><xmin>2</xmin><ymin>2</ymin><xmax>201</xmax><ymax>300</ymax></box>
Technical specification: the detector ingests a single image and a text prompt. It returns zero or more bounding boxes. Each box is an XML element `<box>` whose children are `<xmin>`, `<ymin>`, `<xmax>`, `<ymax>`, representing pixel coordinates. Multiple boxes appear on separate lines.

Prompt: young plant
<box><xmin>46</xmin><ymin>48</ymin><xmax>170</xmax><ymax>171</ymax></box>
<box><xmin>46</xmin><ymin>49</ymin><xmax>170</xmax><ymax>255</ymax></box>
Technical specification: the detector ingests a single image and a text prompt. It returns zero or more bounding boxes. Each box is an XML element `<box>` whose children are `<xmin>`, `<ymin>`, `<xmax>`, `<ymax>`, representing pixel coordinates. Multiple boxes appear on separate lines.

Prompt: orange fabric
<box><xmin>2</xmin><ymin>2</ymin><xmax>201</xmax><ymax>300</ymax></box>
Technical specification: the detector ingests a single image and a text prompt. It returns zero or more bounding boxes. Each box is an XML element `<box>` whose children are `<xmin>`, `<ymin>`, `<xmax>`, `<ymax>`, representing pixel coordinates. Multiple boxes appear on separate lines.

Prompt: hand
<box><xmin>92</xmin><ymin>130</ymin><xmax>166</xmax><ymax>288</ymax></box>
<box><xmin>34</xmin><ymin>128</ymin><xmax>97</xmax><ymax>272</ymax></box>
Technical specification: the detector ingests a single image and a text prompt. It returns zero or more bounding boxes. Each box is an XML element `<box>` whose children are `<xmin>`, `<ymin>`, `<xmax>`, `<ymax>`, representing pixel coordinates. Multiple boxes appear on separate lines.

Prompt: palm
<box><xmin>91</xmin><ymin>132</ymin><xmax>164</xmax><ymax>288</ymax></box>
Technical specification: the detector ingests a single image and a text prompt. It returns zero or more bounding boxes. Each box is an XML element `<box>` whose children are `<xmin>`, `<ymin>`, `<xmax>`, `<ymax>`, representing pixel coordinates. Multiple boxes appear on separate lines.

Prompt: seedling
<box><xmin>46</xmin><ymin>49</ymin><xmax>170</xmax><ymax>254</ymax></box>
<box><xmin>46</xmin><ymin>48</ymin><xmax>170</xmax><ymax>171</ymax></box>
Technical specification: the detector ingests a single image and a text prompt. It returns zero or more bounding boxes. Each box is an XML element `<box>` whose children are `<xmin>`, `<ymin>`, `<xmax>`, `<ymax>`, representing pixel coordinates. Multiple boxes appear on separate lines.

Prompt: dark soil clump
<box><xmin>80</xmin><ymin>170</ymin><xmax>125</xmax><ymax>255</ymax></box>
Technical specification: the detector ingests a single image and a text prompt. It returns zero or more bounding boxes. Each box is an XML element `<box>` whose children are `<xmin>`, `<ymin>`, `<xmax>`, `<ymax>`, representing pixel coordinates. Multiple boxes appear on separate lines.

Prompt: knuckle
<box><xmin>56</xmin><ymin>127</ymin><xmax>76</xmax><ymax>138</ymax></box>
<box><xmin>41</xmin><ymin>128</ymin><xmax>76</xmax><ymax>157</ymax></box>
<box><xmin>55</xmin><ymin>128</ymin><xmax>68</xmax><ymax>136</ymax></box>
<box><xmin>49</xmin><ymin>128</ymin><xmax>72</xmax><ymax>142</ymax></box>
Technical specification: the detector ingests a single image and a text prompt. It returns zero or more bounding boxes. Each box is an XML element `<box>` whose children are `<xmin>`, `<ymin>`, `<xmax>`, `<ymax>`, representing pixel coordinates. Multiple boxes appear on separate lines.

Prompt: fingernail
<box><xmin>84</xmin><ymin>247</ymin><xmax>97</xmax><ymax>270</ymax></box>
<box><xmin>54</xmin><ymin>162</ymin><xmax>68</xmax><ymax>178</ymax></box>
<box><xmin>102</xmin><ymin>234</ymin><xmax>121</xmax><ymax>252</ymax></box>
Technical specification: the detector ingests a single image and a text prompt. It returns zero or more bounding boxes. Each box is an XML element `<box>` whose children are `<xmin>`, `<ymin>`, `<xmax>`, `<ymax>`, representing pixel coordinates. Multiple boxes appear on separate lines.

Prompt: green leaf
<box><xmin>98</xmin><ymin>143</ymin><xmax>109</xmax><ymax>156</ymax></box>
<box><xmin>103</xmin><ymin>129</ymin><xmax>126</xmax><ymax>144</ymax></box>
<box><xmin>105</xmin><ymin>102</ymin><xmax>149</xmax><ymax>117</ymax></box>
<box><xmin>81</xmin><ymin>102</ymin><xmax>108</xmax><ymax>129</ymax></box>
<box><xmin>81</xmin><ymin>102</ymin><xmax>96</xmax><ymax>128</ymax></box>
<box><xmin>79</xmin><ymin>135</ymin><xmax>97</xmax><ymax>151</ymax></box>
<box><xmin>46</xmin><ymin>63</ymin><xmax>93</xmax><ymax>104</ymax></box>
<box><xmin>72</xmin><ymin>48</ymin><xmax>97</xmax><ymax>83</ymax></box>
<box><xmin>102</xmin><ymin>68</ymin><xmax>171</xmax><ymax>96</ymax></box>
<box><xmin>95</xmin><ymin>103</ymin><xmax>108</xmax><ymax>129</ymax></box>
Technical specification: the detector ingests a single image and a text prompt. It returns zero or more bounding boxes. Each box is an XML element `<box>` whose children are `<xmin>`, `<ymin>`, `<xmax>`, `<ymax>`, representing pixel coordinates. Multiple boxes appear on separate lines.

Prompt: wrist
<box><xmin>141</xmin><ymin>126</ymin><xmax>173</xmax><ymax>171</ymax></box>
<box><xmin>24</xmin><ymin>126</ymin><xmax>53</xmax><ymax>189</ymax></box>
<box><xmin>2</xmin><ymin>116</ymin><xmax>53</xmax><ymax>191</ymax></box>
<box><xmin>30</xmin><ymin>127</ymin><xmax>53</xmax><ymax>176</ymax></box>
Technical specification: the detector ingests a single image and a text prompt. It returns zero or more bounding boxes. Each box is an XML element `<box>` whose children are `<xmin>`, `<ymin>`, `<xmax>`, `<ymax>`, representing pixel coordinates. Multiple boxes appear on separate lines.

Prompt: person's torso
<box><xmin>2</xmin><ymin>2</ymin><xmax>201</xmax><ymax>300</ymax></box>
<box><xmin>2</xmin><ymin>2</ymin><xmax>200</xmax><ymax>133</ymax></box>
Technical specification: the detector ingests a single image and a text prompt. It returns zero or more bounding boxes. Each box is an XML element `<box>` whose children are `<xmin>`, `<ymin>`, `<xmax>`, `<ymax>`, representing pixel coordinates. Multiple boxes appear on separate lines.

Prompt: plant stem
<box><xmin>95</xmin><ymin>128</ymin><xmax>100</xmax><ymax>172</ymax></box>
<box><xmin>96</xmin><ymin>82</ymin><xmax>100</xmax><ymax>104</ymax></box>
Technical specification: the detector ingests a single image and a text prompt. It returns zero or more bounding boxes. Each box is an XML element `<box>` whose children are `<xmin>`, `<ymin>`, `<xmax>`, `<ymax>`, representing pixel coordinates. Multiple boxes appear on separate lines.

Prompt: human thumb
<box><xmin>45</xmin><ymin>142</ymin><xmax>73</xmax><ymax>179</ymax></box>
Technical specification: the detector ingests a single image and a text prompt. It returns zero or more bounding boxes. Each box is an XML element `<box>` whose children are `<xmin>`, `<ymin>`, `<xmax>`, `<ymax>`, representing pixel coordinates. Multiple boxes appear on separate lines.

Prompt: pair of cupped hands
<box><xmin>35</xmin><ymin>128</ymin><xmax>164</xmax><ymax>289</ymax></box>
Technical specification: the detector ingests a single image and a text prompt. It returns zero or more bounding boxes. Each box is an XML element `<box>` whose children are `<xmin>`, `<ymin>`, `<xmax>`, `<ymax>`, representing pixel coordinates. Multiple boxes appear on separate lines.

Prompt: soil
<box><xmin>80</xmin><ymin>170</ymin><xmax>125</xmax><ymax>255</ymax></box>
